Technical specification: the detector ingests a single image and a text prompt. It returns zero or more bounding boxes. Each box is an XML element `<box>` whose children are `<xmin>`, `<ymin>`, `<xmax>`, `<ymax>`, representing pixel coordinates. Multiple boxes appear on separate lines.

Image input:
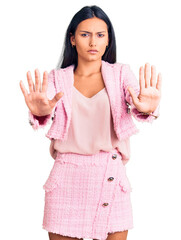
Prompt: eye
<box><xmin>97</xmin><ymin>33</ymin><xmax>105</xmax><ymax>38</ymax></box>
<box><xmin>81</xmin><ymin>33</ymin><xmax>89</xmax><ymax>37</ymax></box>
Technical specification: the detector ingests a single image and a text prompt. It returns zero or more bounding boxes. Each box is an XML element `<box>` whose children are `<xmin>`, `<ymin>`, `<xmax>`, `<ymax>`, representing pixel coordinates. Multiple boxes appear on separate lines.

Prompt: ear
<box><xmin>70</xmin><ymin>33</ymin><xmax>75</xmax><ymax>46</ymax></box>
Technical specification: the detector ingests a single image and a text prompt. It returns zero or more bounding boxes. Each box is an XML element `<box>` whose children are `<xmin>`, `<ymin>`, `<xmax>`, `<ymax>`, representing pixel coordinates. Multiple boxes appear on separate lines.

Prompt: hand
<box><xmin>128</xmin><ymin>63</ymin><xmax>162</xmax><ymax>113</ymax></box>
<box><xmin>19</xmin><ymin>69</ymin><xmax>64</xmax><ymax>116</ymax></box>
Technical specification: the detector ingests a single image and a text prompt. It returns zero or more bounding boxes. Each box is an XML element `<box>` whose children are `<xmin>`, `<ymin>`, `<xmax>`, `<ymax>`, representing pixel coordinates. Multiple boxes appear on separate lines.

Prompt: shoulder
<box><xmin>49</xmin><ymin>64</ymin><xmax>74</xmax><ymax>74</ymax></box>
<box><xmin>48</xmin><ymin>64</ymin><xmax>74</xmax><ymax>81</ymax></box>
<box><xmin>101</xmin><ymin>61</ymin><xmax>136</xmax><ymax>87</ymax></box>
<box><xmin>101</xmin><ymin>60</ymin><xmax>130</xmax><ymax>72</ymax></box>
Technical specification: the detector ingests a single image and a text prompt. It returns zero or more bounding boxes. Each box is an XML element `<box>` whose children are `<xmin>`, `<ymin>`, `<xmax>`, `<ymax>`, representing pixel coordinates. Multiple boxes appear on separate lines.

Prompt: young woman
<box><xmin>19</xmin><ymin>5</ymin><xmax>161</xmax><ymax>240</ymax></box>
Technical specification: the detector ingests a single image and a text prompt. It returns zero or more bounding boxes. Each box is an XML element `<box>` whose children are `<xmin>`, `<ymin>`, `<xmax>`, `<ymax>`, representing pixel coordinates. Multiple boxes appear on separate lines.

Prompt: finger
<box><xmin>19</xmin><ymin>80</ymin><xmax>28</xmax><ymax>98</ymax></box>
<box><xmin>144</xmin><ymin>63</ymin><xmax>150</xmax><ymax>88</ymax></box>
<box><xmin>150</xmin><ymin>65</ymin><xmax>156</xmax><ymax>87</ymax></box>
<box><xmin>42</xmin><ymin>71</ymin><xmax>48</xmax><ymax>93</ymax></box>
<box><xmin>139</xmin><ymin>66</ymin><xmax>145</xmax><ymax>91</ymax></box>
<box><xmin>50</xmin><ymin>92</ymin><xmax>64</xmax><ymax>107</ymax></box>
<box><xmin>27</xmin><ymin>71</ymin><xmax>34</xmax><ymax>92</ymax></box>
<box><xmin>127</xmin><ymin>87</ymin><xmax>139</xmax><ymax>106</ymax></box>
<box><xmin>34</xmin><ymin>69</ymin><xmax>41</xmax><ymax>92</ymax></box>
<box><xmin>156</xmin><ymin>73</ymin><xmax>162</xmax><ymax>91</ymax></box>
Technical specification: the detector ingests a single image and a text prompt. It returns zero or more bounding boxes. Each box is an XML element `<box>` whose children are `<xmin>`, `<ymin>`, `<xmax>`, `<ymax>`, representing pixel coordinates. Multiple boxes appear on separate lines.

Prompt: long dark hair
<box><xmin>56</xmin><ymin>5</ymin><xmax>116</xmax><ymax>69</ymax></box>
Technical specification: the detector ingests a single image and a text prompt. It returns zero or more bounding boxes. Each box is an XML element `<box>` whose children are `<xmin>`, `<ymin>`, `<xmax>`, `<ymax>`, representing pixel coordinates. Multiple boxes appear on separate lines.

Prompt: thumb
<box><xmin>50</xmin><ymin>92</ymin><xmax>64</xmax><ymax>107</ymax></box>
<box><xmin>127</xmin><ymin>87</ymin><xmax>139</xmax><ymax>106</ymax></box>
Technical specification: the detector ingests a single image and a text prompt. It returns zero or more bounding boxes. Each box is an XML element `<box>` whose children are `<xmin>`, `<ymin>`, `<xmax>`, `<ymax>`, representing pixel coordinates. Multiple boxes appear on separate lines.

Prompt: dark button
<box><xmin>51</xmin><ymin>117</ymin><xmax>54</xmax><ymax>120</ymax></box>
<box><xmin>112</xmin><ymin>154</ymin><xmax>117</xmax><ymax>160</ymax></box>
<box><xmin>29</xmin><ymin>120</ymin><xmax>34</xmax><ymax>126</ymax></box>
<box><xmin>102</xmin><ymin>203</ymin><xmax>109</xmax><ymax>207</ymax></box>
<box><xmin>126</xmin><ymin>102</ymin><xmax>131</xmax><ymax>114</ymax></box>
<box><xmin>108</xmin><ymin>177</ymin><xmax>114</xmax><ymax>181</ymax></box>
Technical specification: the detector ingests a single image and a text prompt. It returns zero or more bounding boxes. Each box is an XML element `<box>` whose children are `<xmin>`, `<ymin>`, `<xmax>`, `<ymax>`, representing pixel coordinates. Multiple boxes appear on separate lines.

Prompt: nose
<box><xmin>89</xmin><ymin>36</ymin><xmax>96</xmax><ymax>47</ymax></box>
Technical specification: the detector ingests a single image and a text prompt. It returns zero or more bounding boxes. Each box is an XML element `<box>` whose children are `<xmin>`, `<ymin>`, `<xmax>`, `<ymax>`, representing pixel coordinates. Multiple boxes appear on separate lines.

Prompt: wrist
<box><xmin>126</xmin><ymin>102</ymin><xmax>159</xmax><ymax>119</ymax></box>
<box><xmin>136</xmin><ymin>112</ymin><xmax>159</xmax><ymax>119</ymax></box>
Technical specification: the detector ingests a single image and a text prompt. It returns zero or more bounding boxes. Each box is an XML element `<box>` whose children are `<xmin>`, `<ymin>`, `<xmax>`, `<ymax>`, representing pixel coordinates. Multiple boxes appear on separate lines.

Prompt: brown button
<box><xmin>108</xmin><ymin>177</ymin><xmax>114</xmax><ymax>181</ymax></box>
<box><xmin>29</xmin><ymin>120</ymin><xmax>34</xmax><ymax>126</ymax></box>
<box><xmin>112</xmin><ymin>154</ymin><xmax>117</xmax><ymax>160</ymax></box>
<box><xmin>102</xmin><ymin>203</ymin><xmax>109</xmax><ymax>207</ymax></box>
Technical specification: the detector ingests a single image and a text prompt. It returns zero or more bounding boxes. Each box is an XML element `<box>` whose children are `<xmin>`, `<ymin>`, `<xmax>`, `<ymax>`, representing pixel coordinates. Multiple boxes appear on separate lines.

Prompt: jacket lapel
<box><xmin>101</xmin><ymin>60</ymin><xmax>117</xmax><ymax>120</ymax></box>
<box><xmin>60</xmin><ymin>65</ymin><xmax>74</xmax><ymax>121</ymax></box>
<box><xmin>101</xmin><ymin>61</ymin><xmax>123</xmax><ymax>133</ymax></box>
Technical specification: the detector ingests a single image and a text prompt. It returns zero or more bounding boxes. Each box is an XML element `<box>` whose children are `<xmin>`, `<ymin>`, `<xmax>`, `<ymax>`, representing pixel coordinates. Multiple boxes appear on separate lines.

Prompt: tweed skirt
<box><xmin>42</xmin><ymin>149</ymin><xmax>133</xmax><ymax>240</ymax></box>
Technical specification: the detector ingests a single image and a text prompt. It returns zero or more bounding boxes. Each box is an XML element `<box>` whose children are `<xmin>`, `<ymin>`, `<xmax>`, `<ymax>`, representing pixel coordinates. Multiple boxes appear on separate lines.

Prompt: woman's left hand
<box><xmin>128</xmin><ymin>63</ymin><xmax>162</xmax><ymax>113</ymax></box>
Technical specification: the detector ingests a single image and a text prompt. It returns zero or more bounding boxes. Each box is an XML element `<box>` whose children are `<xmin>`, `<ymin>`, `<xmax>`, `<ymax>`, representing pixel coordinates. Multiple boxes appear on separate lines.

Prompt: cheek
<box><xmin>75</xmin><ymin>40</ymin><xmax>87</xmax><ymax>52</ymax></box>
<box><xmin>99</xmin><ymin>37</ymin><xmax>108</xmax><ymax>49</ymax></box>
<box><xmin>99</xmin><ymin>42</ymin><xmax>107</xmax><ymax>53</ymax></box>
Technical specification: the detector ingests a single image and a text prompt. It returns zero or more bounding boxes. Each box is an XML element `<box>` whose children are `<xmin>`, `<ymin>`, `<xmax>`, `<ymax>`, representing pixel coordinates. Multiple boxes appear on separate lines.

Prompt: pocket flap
<box><xmin>119</xmin><ymin>176</ymin><xmax>132</xmax><ymax>193</ymax></box>
<box><xmin>43</xmin><ymin>161</ymin><xmax>62</xmax><ymax>192</ymax></box>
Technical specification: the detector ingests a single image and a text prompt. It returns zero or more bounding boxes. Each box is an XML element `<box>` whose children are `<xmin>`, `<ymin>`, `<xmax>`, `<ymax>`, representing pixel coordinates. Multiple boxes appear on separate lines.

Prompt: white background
<box><xmin>0</xmin><ymin>0</ymin><xmax>181</xmax><ymax>239</ymax></box>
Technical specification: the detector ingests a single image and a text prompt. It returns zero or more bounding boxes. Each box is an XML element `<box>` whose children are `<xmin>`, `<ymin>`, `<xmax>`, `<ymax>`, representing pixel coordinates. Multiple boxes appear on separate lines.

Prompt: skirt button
<box><xmin>112</xmin><ymin>154</ymin><xmax>117</xmax><ymax>160</ymax></box>
<box><xmin>102</xmin><ymin>203</ymin><xmax>109</xmax><ymax>207</ymax></box>
<box><xmin>108</xmin><ymin>177</ymin><xmax>114</xmax><ymax>181</ymax></box>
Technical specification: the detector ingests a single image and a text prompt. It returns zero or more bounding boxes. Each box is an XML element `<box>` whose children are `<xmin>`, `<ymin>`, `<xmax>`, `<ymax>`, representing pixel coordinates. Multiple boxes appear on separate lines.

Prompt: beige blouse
<box><xmin>53</xmin><ymin>86</ymin><xmax>130</xmax><ymax>164</ymax></box>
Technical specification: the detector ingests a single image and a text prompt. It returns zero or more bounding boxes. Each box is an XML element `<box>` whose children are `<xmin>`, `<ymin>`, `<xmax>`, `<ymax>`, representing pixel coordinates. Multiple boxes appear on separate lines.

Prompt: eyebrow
<box><xmin>79</xmin><ymin>31</ymin><xmax>106</xmax><ymax>33</ymax></box>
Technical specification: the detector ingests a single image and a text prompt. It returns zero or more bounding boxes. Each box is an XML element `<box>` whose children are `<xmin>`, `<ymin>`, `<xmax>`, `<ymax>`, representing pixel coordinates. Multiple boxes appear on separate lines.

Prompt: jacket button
<box><xmin>29</xmin><ymin>120</ymin><xmax>34</xmax><ymax>126</ymax></box>
<box><xmin>112</xmin><ymin>154</ymin><xmax>117</xmax><ymax>160</ymax></box>
<box><xmin>102</xmin><ymin>203</ymin><xmax>109</xmax><ymax>207</ymax></box>
<box><xmin>108</xmin><ymin>177</ymin><xmax>114</xmax><ymax>181</ymax></box>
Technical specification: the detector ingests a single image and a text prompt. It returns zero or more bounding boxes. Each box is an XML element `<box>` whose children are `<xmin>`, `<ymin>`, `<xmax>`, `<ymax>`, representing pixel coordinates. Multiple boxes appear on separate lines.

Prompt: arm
<box><xmin>122</xmin><ymin>63</ymin><xmax>161</xmax><ymax>122</ymax></box>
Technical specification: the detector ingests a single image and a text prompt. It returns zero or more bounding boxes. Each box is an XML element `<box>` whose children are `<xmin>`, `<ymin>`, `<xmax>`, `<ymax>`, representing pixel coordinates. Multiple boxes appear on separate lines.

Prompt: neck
<box><xmin>74</xmin><ymin>59</ymin><xmax>102</xmax><ymax>77</ymax></box>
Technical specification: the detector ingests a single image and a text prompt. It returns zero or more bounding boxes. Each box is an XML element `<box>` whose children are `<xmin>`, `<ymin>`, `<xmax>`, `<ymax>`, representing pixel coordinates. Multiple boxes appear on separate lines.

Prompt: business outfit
<box><xmin>29</xmin><ymin>60</ymin><xmax>158</xmax><ymax>240</ymax></box>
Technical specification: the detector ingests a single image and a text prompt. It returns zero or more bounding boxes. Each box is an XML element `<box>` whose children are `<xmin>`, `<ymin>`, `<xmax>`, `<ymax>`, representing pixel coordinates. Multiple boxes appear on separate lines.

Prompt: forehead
<box><xmin>76</xmin><ymin>17</ymin><xmax>108</xmax><ymax>32</ymax></box>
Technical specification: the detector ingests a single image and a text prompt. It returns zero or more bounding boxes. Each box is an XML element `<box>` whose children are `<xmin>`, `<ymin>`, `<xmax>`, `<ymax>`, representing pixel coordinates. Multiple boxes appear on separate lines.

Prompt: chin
<box><xmin>78</xmin><ymin>53</ymin><xmax>103</xmax><ymax>64</ymax></box>
<box><xmin>86</xmin><ymin>55</ymin><xmax>102</xmax><ymax>62</ymax></box>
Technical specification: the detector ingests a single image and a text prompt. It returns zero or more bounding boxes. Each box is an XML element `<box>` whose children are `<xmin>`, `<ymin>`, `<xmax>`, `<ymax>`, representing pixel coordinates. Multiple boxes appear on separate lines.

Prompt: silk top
<box><xmin>53</xmin><ymin>85</ymin><xmax>130</xmax><ymax>164</ymax></box>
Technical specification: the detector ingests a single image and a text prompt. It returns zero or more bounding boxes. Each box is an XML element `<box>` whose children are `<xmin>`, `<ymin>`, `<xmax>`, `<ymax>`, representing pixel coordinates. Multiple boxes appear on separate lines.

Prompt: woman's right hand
<box><xmin>19</xmin><ymin>69</ymin><xmax>64</xmax><ymax>116</ymax></box>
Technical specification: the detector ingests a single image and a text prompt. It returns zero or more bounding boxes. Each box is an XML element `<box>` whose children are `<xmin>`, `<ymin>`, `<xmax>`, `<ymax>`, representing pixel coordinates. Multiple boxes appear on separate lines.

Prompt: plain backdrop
<box><xmin>0</xmin><ymin>0</ymin><xmax>181</xmax><ymax>239</ymax></box>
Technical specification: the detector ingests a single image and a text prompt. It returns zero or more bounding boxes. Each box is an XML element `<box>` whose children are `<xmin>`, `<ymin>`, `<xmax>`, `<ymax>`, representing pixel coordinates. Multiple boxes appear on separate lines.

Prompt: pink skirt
<box><xmin>42</xmin><ymin>149</ymin><xmax>133</xmax><ymax>240</ymax></box>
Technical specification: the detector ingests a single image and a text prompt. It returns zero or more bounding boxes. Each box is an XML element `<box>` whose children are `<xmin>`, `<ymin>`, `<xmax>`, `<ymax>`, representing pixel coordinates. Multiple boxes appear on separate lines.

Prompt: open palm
<box><xmin>128</xmin><ymin>63</ymin><xmax>162</xmax><ymax>113</ymax></box>
<box><xmin>19</xmin><ymin>69</ymin><xmax>63</xmax><ymax>116</ymax></box>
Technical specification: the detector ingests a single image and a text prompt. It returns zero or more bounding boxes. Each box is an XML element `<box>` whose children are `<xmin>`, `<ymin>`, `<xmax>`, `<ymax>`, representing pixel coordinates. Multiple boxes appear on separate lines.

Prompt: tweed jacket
<box><xmin>29</xmin><ymin>60</ymin><xmax>157</xmax><ymax>143</ymax></box>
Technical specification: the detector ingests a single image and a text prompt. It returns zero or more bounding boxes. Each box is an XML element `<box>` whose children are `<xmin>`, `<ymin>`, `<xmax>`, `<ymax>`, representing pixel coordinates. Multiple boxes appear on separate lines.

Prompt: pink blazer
<box><xmin>29</xmin><ymin>60</ymin><xmax>158</xmax><ymax>142</ymax></box>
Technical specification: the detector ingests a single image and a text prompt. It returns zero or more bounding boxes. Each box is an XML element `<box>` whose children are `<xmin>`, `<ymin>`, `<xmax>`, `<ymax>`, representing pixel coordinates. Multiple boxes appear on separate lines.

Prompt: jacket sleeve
<box><xmin>28</xmin><ymin>69</ymin><xmax>56</xmax><ymax>130</ymax></box>
<box><xmin>122</xmin><ymin>64</ymin><xmax>159</xmax><ymax>123</ymax></box>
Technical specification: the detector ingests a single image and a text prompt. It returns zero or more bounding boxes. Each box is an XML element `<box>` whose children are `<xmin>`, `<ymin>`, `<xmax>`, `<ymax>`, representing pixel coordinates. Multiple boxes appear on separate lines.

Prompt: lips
<box><xmin>88</xmin><ymin>50</ymin><xmax>98</xmax><ymax>53</ymax></box>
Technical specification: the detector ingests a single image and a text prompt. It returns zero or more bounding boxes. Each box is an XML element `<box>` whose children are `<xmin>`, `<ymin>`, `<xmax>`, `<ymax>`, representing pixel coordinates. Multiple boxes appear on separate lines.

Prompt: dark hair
<box><xmin>56</xmin><ymin>5</ymin><xmax>116</xmax><ymax>69</ymax></box>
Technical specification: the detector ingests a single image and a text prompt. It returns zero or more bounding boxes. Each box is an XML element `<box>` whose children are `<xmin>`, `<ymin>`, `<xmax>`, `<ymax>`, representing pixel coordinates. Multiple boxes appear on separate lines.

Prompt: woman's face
<box><xmin>70</xmin><ymin>17</ymin><xmax>109</xmax><ymax>63</ymax></box>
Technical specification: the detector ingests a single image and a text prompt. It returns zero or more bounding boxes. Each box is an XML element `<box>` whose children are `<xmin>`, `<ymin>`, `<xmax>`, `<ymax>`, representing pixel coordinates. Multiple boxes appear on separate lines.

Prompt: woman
<box><xmin>19</xmin><ymin>5</ymin><xmax>161</xmax><ymax>240</ymax></box>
